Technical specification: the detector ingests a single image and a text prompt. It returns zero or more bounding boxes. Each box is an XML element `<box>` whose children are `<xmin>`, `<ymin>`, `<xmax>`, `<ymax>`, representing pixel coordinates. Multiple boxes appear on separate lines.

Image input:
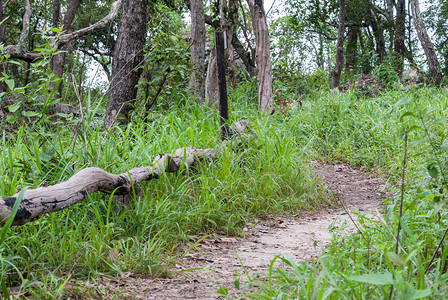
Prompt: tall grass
<box><xmin>0</xmin><ymin>95</ymin><xmax>328</xmax><ymax>297</ymax></box>
<box><xmin>4</xmin><ymin>81</ymin><xmax>448</xmax><ymax>298</ymax></box>
<box><xmin>247</xmin><ymin>87</ymin><xmax>448</xmax><ymax>299</ymax></box>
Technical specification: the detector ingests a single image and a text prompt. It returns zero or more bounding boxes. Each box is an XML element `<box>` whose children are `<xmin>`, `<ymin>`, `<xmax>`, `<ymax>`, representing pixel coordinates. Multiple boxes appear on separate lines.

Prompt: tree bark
<box><xmin>332</xmin><ymin>0</ymin><xmax>346</xmax><ymax>89</ymax></box>
<box><xmin>247</xmin><ymin>0</ymin><xmax>273</xmax><ymax>113</ymax></box>
<box><xmin>205</xmin><ymin>0</ymin><xmax>239</xmax><ymax>108</ymax></box>
<box><xmin>368</xmin><ymin>8</ymin><xmax>386</xmax><ymax>62</ymax></box>
<box><xmin>51</xmin><ymin>0</ymin><xmax>82</xmax><ymax>97</ymax></box>
<box><xmin>394</xmin><ymin>0</ymin><xmax>406</xmax><ymax>71</ymax></box>
<box><xmin>105</xmin><ymin>0</ymin><xmax>147</xmax><ymax>128</ymax></box>
<box><xmin>0</xmin><ymin>120</ymin><xmax>252</xmax><ymax>226</ymax></box>
<box><xmin>345</xmin><ymin>27</ymin><xmax>358</xmax><ymax>70</ymax></box>
<box><xmin>0</xmin><ymin>0</ymin><xmax>7</xmax><ymax>93</ymax></box>
<box><xmin>202</xmin><ymin>12</ymin><xmax>257</xmax><ymax>78</ymax></box>
<box><xmin>189</xmin><ymin>0</ymin><xmax>207</xmax><ymax>104</ymax></box>
<box><xmin>410</xmin><ymin>0</ymin><xmax>442</xmax><ymax>85</ymax></box>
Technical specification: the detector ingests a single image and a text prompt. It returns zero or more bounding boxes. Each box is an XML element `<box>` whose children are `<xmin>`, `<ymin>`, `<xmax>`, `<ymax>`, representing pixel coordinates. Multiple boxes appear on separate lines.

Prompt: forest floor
<box><xmin>76</xmin><ymin>161</ymin><xmax>387</xmax><ymax>299</ymax></box>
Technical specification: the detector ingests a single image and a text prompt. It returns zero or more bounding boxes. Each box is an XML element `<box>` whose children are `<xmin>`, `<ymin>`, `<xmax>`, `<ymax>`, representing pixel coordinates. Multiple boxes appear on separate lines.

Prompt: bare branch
<box><xmin>2</xmin><ymin>0</ymin><xmax>122</xmax><ymax>62</ymax></box>
<box><xmin>0</xmin><ymin>121</ymin><xmax>252</xmax><ymax>227</ymax></box>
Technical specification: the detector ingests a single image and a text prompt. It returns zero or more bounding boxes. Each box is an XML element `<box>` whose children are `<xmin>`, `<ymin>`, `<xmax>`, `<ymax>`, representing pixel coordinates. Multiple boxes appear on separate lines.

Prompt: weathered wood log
<box><xmin>0</xmin><ymin>120</ymin><xmax>252</xmax><ymax>226</ymax></box>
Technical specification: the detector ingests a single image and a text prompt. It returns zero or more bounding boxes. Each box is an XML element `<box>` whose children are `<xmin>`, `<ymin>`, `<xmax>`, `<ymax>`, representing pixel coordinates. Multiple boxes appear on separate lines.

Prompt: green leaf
<box><xmin>5</xmin><ymin>79</ymin><xmax>14</xmax><ymax>91</ymax></box>
<box><xmin>217</xmin><ymin>287</ymin><xmax>228</xmax><ymax>296</ymax></box>
<box><xmin>0</xmin><ymin>188</ymin><xmax>26</xmax><ymax>246</ymax></box>
<box><xmin>22</xmin><ymin>111</ymin><xmax>39</xmax><ymax>117</ymax></box>
<box><xmin>407</xmin><ymin>287</ymin><xmax>431</xmax><ymax>300</ymax></box>
<box><xmin>395</xmin><ymin>98</ymin><xmax>412</xmax><ymax>107</ymax></box>
<box><xmin>1</xmin><ymin>278</ymin><xmax>9</xmax><ymax>300</ymax></box>
<box><xmin>39</xmin><ymin>151</ymin><xmax>53</xmax><ymax>163</ymax></box>
<box><xmin>8</xmin><ymin>103</ymin><xmax>20</xmax><ymax>113</ymax></box>
<box><xmin>6</xmin><ymin>60</ymin><xmax>22</xmax><ymax>66</ymax></box>
<box><xmin>433</xmin><ymin>117</ymin><xmax>448</xmax><ymax>125</ymax></box>
<box><xmin>387</xmin><ymin>252</ymin><xmax>404</xmax><ymax>266</ymax></box>
<box><xmin>427</xmin><ymin>164</ymin><xmax>439</xmax><ymax>179</ymax></box>
<box><xmin>400</xmin><ymin>111</ymin><xmax>416</xmax><ymax>121</ymax></box>
<box><xmin>6</xmin><ymin>115</ymin><xmax>16</xmax><ymax>123</ymax></box>
<box><xmin>233</xmin><ymin>279</ymin><xmax>240</xmax><ymax>290</ymax></box>
<box><xmin>349</xmin><ymin>272</ymin><xmax>394</xmax><ymax>285</ymax></box>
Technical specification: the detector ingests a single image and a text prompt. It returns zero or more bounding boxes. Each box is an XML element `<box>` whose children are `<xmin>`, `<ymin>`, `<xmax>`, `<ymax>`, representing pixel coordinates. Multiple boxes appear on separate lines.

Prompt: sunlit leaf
<box><xmin>217</xmin><ymin>287</ymin><xmax>228</xmax><ymax>296</ymax></box>
<box><xmin>8</xmin><ymin>103</ymin><xmax>20</xmax><ymax>113</ymax></box>
<box><xmin>5</xmin><ymin>79</ymin><xmax>14</xmax><ymax>91</ymax></box>
<box><xmin>433</xmin><ymin>117</ymin><xmax>448</xmax><ymax>125</ymax></box>
<box><xmin>387</xmin><ymin>252</ymin><xmax>404</xmax><ymax>266</ymax></box>
<box><xmin>349</xmin><ymin>272</ymin><xmax>394</xmax><ymax>285</ymax></box>
<box><xmin>22</xmin><ymin>111</ymin><xmax>39</xmax><ymax>117</ymax></box>
<box><xmin>394</xmin><ymin>98</ymin><xmax>412</xmax><ymax>107</ymax></box>
<box><xmin>400</xmin><ymin>111</ymin><xmax>415</xmax><ymax>121</ymax></box>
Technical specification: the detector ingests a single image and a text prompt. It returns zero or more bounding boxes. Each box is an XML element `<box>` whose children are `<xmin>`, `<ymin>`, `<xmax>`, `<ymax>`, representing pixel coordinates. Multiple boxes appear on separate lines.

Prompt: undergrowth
<box><xmin>243</xmin><ymin>87</ymin><xmax>448</xmax><ymax>299</ymax></box>
<box><xmin>0</xmin><ymin>93</ymin><xmax>327</xmax><ymax>297</ymax></box>
<box><xmin>3</xmin><ymin>81</ymin><xmax>448</xmax><ymax>298</ymax></box>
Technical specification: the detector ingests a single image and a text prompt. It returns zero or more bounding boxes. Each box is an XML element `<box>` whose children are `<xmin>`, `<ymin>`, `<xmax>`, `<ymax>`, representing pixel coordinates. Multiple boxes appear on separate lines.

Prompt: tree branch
<box><xmin>2</xmin><ymin>0</ymin><xmax>122</xmax><ymax>62</ymax></box>
<box><xmin>3</xmin><ymin>0</ymin><xmax>33</xmax><ymax>57</ymax></box>
<box><xmin>0</xmin><ymin>120</ymin><xmax>252</xmax><ymax>227</ymax></box>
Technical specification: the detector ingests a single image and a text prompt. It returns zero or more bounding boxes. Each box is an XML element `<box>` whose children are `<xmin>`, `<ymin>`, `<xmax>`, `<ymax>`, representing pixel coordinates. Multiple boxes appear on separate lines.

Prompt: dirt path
<box><xmin>91</xmin><ymin>162</ymin><xmax>387</xmax><ymax>299</ymax></box>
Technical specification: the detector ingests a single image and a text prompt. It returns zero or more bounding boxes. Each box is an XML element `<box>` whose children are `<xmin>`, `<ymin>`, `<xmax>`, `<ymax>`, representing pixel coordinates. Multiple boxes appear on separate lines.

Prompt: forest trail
<box><xmin>89</xmin><ymin>162</ymin><xmax>387</xmax><ymax>299</ymax></box>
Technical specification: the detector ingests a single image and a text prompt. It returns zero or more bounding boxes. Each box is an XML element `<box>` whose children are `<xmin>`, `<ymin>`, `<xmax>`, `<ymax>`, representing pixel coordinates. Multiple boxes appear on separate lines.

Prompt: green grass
<box><xmin>3</xmin><ymin>83</ymin><xmax>448</xmax><ymax>298</ymax></box>
<box><xmin>243</xmin><ymin>86</ymin><xmax>448</xmax><ymax>299</ymax></box>
<box><xmin>0</xmin><ymin>95</ymin><xmax>328</xmax><ymax>298</ymax></box>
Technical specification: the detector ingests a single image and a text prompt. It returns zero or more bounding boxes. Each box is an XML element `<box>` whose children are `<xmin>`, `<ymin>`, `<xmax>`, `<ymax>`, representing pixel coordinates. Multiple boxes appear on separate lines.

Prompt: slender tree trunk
<box><xmin>189</xmin><ymin>0</ymin><xmax>206</xmax><ymax>104</ymax></box>
<box><xmin>247</xmin><ymin>0</ymin><xmax>273</xmax><ymax>113</ymax></box>
<box><xmin>0</xmin><ymin>0</ymin><xmax>7</xmax><ymax>93</ymax></box>
<box><xmin>332</xmin><ymin>0</ymin><xmax>346</xmax><ymax>89</ymax></box>
<box><xmin>345</xmin><ymin>27</ymin><xmax>358</xmax><ymax>70</ymax></box>
<box><xmin>368</xmin><ymin>9</ymin><xmax>386</xmax><ymax>62</ymax></box>
<box><xmin>318</xmin><ymin>33</ymin><xmax>324</xmax><ymax>69</ymax></box>
<box><xmin>385</xmin><ymin>0</ymin><xmax>394</xmax><ymax>53</ymax></box>
<box><xmin>394</xmin><ymin>0</ymin><xmax>406</xmax><ymax>71</ymax></box>
<box><xmin>205</xmin><ymin>0</ymin><xmax>239</xmax><ymax>107</ymax></box>
<box><xmin>410</xmin><ymin>0</ymin><xmax>442</xmax><ymax>85</ymax></box>
<box><xmin>50</xmin><ymin>0</ymin><xmax>82</xmax><ymax>98</ymax></box>
<box><xmin>105</xmin><ymin>0</ymin><xmax>147</xmax><ymax>128</ymax></box>
<box><xmin>205</xmin><ymin>50</ymin><xmax>219</xmax><ymax>106</ymax></box>
<box><xmin>52</xmin><ymin>0</ymin><xmax>60</xmax><ymax>28</ymax></box>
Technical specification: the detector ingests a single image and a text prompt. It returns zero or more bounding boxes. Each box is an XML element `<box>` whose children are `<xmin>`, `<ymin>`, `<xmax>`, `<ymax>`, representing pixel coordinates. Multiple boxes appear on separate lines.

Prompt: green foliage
<box><xmin>0</xmin><ymin>95</ymin><xmax>328</xmax><ymax>296</ymax></box>
<box><xmin>372</xmin><ymin>59</ymin><xmax>400</xmax><ymax>88</ymax></box>
<box><xmin>236</xmin><ymin>87</ymin><xmax>448</xmax><ymax>298</ymax></box>
<box><xmin>135</xmin><ymin>3</ymin><xmax>191</xmax><ymax>117</ymax></box>
<box><xmin>0</xmin><ymin>39</ymin><xmax>67</xmax><ymax>127</ymax></box>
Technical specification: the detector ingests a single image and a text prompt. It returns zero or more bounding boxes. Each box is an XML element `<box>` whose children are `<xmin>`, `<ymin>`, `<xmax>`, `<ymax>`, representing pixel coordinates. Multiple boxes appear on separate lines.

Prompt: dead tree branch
<box><xmin>0</xmin><ymin>120</ymin><xmax>252</xmax><ymax>227</ymax></box>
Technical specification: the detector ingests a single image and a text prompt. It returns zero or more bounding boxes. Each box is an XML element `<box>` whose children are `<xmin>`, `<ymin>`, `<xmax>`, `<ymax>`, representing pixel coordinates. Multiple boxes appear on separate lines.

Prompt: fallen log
<box><xmin>0</xmin><ymin>120</ymin><xmax>252</xmax><ymax>226</ymax></box>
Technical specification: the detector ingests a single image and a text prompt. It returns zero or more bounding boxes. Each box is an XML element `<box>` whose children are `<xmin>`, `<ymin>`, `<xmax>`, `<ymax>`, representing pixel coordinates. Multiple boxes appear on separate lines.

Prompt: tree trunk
<box><xmin>345</xmin><ymin>27</ymin><xmax>358</xmax><ymax>70</ymax></box>
<box><xmin>189</xmin><ymin>0</ymin><xmax>206</xmax><ymax>104</ymax></box>
<box><xmin>0</xmin><ymin>0</ymin><xmax>7</xmax><ymax>93</ymax></box>
<box><xmin>205</xmin><ymin>0</ymin><xmax>239</xmax><ymax>108</ymax></box>
<box><xmin>410</xmin><ymin>0</ymin><xmax>442</xmax><ymax>85</ymax></box>
<box><xmin>50</xmin><ymin>0</ymin><xmax>82</xmax><ymax>98</ymax></box>
<box><xmin>247</xmin><ymin>0</ymin><xmax>273</xmax><ymax>113</ymax></box>
<box><xmin>332</xmin><ymin>0</ymin><xmax>346</xmax><ymax>89</ymax></box>
<box><xmin>394</xmin><ymin>0</ymin><xmax>406</xmax><ymax>71</ymax></box>
<box><xmin>0</xmin><ymin>121</ymin><xmax>252</xmax><ymax>227</ymax></box>
<box><xmin>205</xmin><ymin>50</ymin><xmax>219</xmax><ymax>106</ymax></box>
<box><xmin>385</xmin><ymin>0</ymin><xmax>394</xmax><ymax>53</ymax></box>
<box><xmin>368</xmin><ymin>8</ymin><xmax>386</xmax><ymax>62</ymax></box>
<box><xmin>105</xmin><ymin>0</ymin><xmax>147</xmax><ymax>128</ymax></box>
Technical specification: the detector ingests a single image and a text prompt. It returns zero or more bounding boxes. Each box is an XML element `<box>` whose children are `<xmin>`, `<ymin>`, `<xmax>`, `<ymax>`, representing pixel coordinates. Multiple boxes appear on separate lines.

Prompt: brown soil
<box><xmin>74</xmin><ymin>162</ymin><xmax>387</xmax><ymax>299</ymax></box>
